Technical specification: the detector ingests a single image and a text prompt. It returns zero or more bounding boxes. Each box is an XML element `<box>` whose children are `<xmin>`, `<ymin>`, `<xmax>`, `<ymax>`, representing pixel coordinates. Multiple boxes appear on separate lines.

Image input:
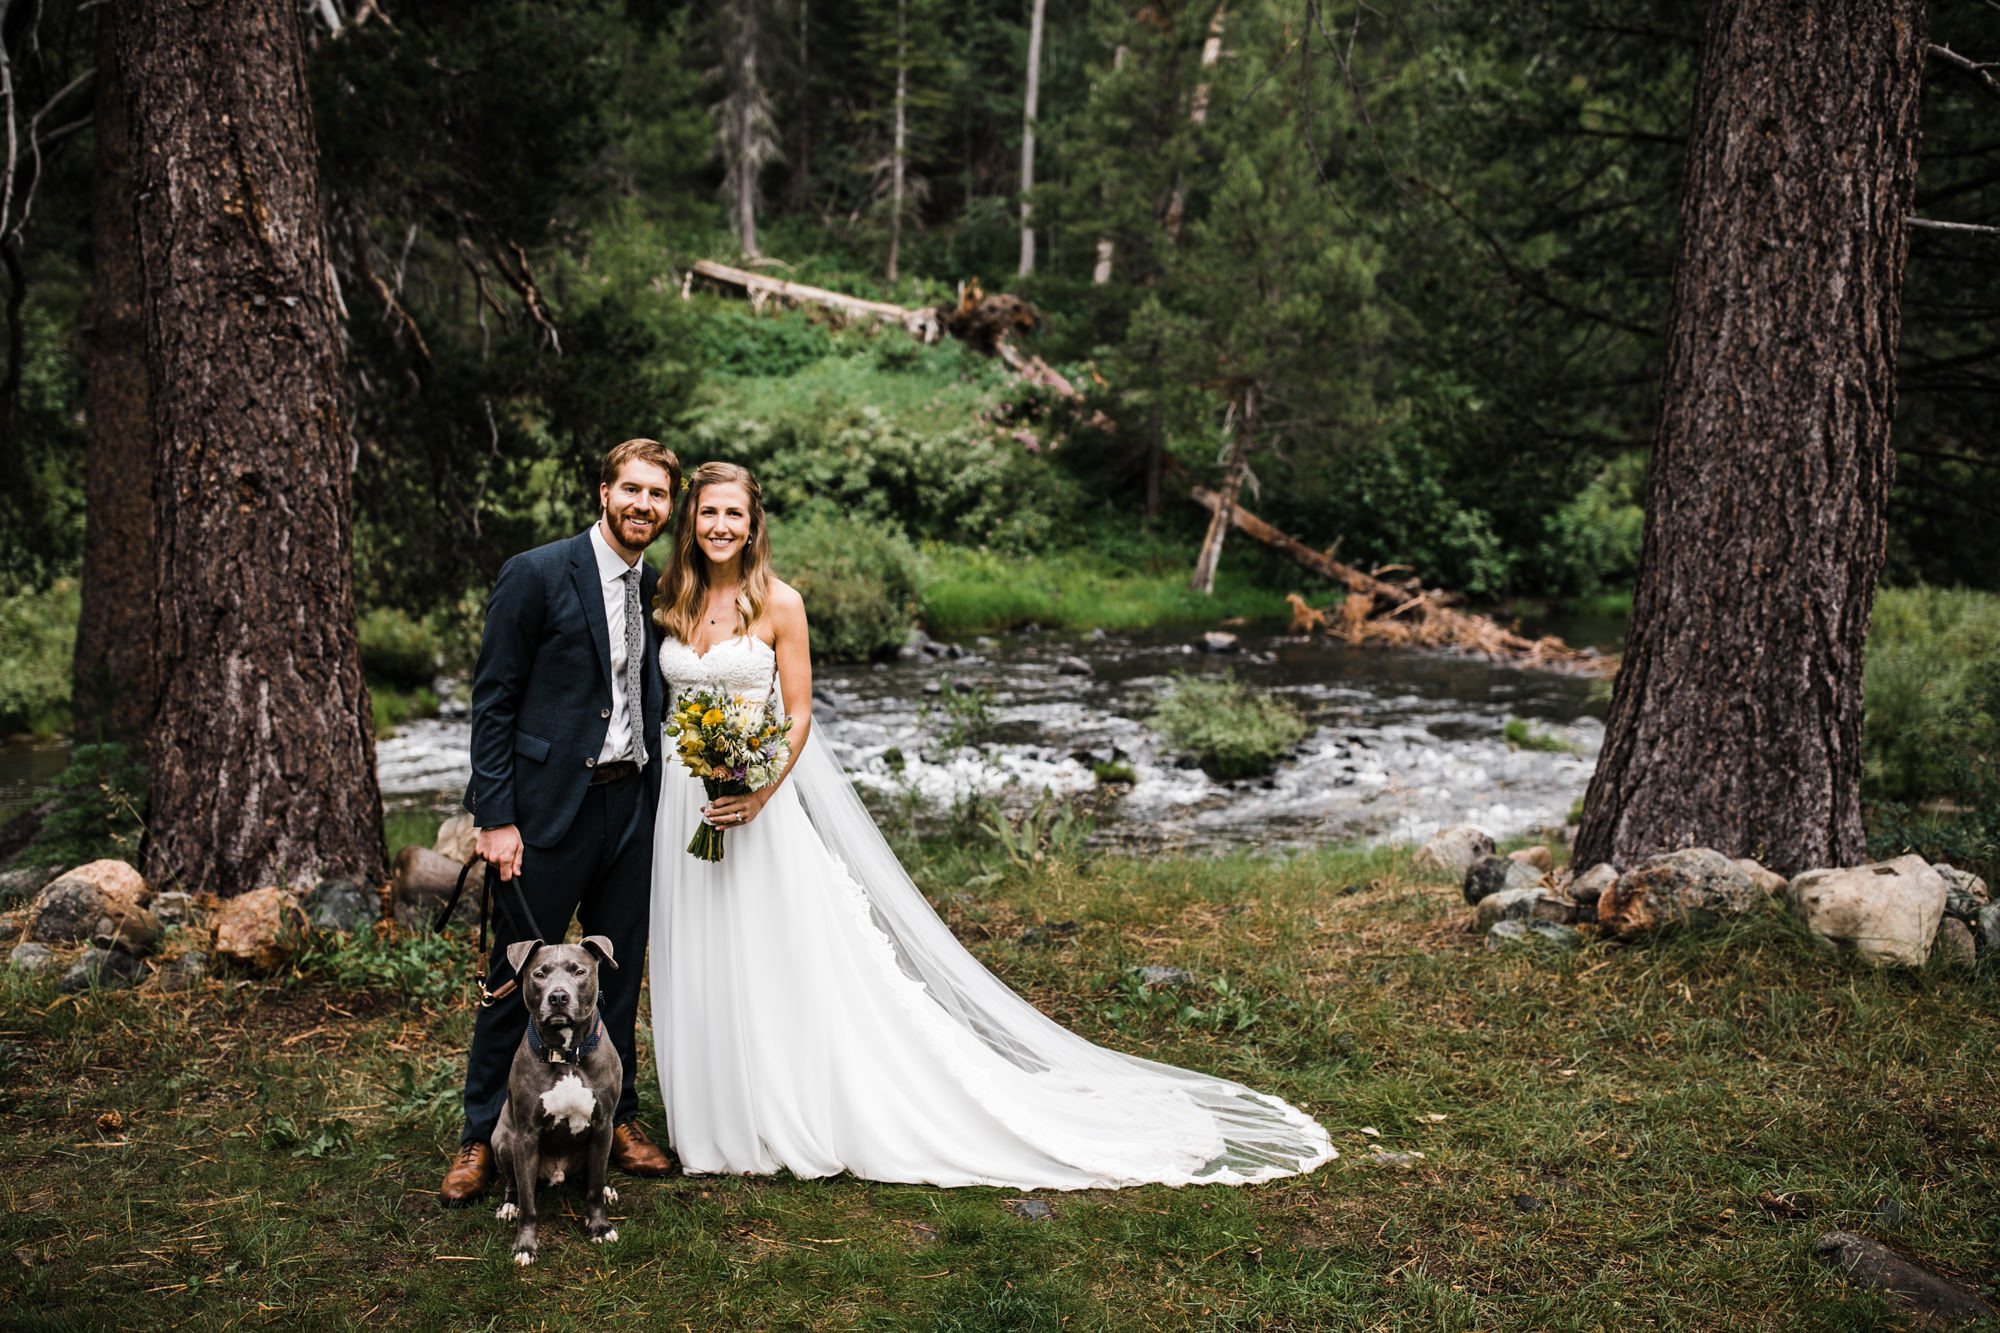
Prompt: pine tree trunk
<box><xmin>733</xmin><ymin>0</ymin><xmax>761</xmax><ymax>259</ymax></box>
<box><xmin>1163</xmin><ymin>7</ymin><xmax>1225</xmax><ymax>244</ymax></box>
<box><xmin>1573</xmin><ymin>0</ymin><xmax>1927</xmax><ymax>877</ymax></box>
<box><xmin>887</xmin><ymin>0</ymin><xmax>907</xmax><ymax>286</ymax></box>
<box><xmin>1018</xmin><ymin>0</ymin><xmax>1045</xmax><ymax>277</ymax></box>
<box><xmin>1190</xmin><ymin>384</ymin><xmax>1254</xmax><ymax>594</ymax></box>
<box><xmin>116</xmin><ymin>0</ymin><xmax>387</xmax><ymax>896</ymax></box>
<box><xmin>72</xmin><ymin>15</ymin><xmax>155</xmax><ymax>743</ymax></box>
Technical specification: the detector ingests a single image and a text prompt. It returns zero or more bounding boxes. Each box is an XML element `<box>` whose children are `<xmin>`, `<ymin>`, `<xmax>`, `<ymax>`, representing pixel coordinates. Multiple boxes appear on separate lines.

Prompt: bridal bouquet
<box><xmin>666</xmin><ymin>688</ymin><xmax>793</xmax><ymax>862</ymax></box>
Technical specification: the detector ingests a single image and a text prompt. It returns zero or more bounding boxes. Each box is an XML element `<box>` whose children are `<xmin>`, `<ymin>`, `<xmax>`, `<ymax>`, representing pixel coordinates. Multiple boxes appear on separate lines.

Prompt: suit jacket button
<box><xmin>601</xmin><ymin>708</ymin><xmax>611</xmax><ymax>719</ymax></box>
<box><xmin>585</xmin><ymin>757</ymin><xmax>596</xmax><ymax>768</ymax></box>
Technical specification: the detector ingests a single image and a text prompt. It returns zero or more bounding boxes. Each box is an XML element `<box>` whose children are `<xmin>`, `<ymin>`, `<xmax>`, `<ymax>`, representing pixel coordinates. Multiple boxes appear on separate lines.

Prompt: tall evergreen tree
<box><xmin>1575</xmin><ymin>0</ymin><xmax>1928</xmax><ymax>874</ymax></box>
<box><xmin>116</xmin><ymin>0</ymin><xmax>385</xmax><ymax>895</ymax></box>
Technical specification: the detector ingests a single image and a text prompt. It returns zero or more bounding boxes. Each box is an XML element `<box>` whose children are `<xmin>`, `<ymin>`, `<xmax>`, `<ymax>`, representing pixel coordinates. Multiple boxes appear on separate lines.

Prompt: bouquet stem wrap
<box><xmin>689</xmin><ymin>778</ymin><xmax>751</xmax><ymax>862</ymax></box>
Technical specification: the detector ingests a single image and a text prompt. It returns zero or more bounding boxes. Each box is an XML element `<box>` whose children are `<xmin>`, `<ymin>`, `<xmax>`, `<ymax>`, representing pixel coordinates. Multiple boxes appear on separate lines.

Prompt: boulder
<box><xmin>1935</xmin><ymin>917</ymin><xmax>1976</xmax><ymax>970</ymax></box>
<box><xmin>1979</xmin><ymin>902</ymin><xmax>2000</xmax><ymax>956</ymax></box>
<box><xmin>8</xmin><ymin>941</ymin><xmax>52</xmax><ymax>972</ymax></box>
<box><xmin>1055</xmin><ymin>655</ymin><xmax>1093</xmax><ymax>677</ymax></box>
<box><xmin>1199</xmin><ymin>631</ymin><xmax>1239</xmax><ymax>654</ymax></box>
<box><xmin>91</xmin><ymin>905</ymin><xmax>162</xmax><ymax>958</ymax></box>
<box><xmin>433</xmin><ymin>813</ymin><xmax>479</xmax><ymax>865</ymax></box>
<box><xmin>393</xmin><ymin>845</ymin><xmax>480</xmax><ymax>925</ymax></box>
<box><xmin>1476</xmin><ymin>887</ymin><xmax>1577</xmax><ymax>932</ymax></box>
<box><xmin>1812</xmin><ymin>1232</ymin><xmax>1996</xmax><ymax>1321</ymax></box>
<box><xmin>59</xmin><ymin>947</ymin><xmax>148</xmax><ymax>992</ymax></box>
<box><xmin>1414</xmin><ymin>826</ymin><xmax>1495</xmax><ymax>877</ymax></box>
<box><xmin>1462</xmin><ymin>854</ymin><xmax>1543</xmax><ymax>906</ymax></box>
<box><xmin>210</xmin><ymin>886</ymin><xmax>309</xmax><ymax>972</ymax></box>
<box><xmin>300</xmin><ymin>877</ymin><xmax>380</xmax><ymax>934</ymax></box>
<box><xmin>1735</xmin><ymin>858</ymin><xmax>1788</xmax><ymax>896</ymax></box>
<box><xmin>1598</xmin><ymin>848</ymin><xmax>1759</xmax><ymax>939</ymax></box>
<box><xmin>24</xmin><ymin>860</ymin><xmax>150</xmax><ymax>944</ymax></box>
<box><xmin>1932</xmin><ymin>864</ymin><xmax>1990</xmax><ymax>922</ymax></box>
<box><xmin>1567</xmin><ymin>863</ymin><xmax>1618</xmax><ymax>909</ymax></box>
<box><xmin>1507</xmin><ymin>845</ymin><xmax>1555</xmax><ymax>875</ymax></box>
<box><xmin>1784</xmin><ymin>855</ymin><xmax>1947</xmax><ymax>968</ymax></box>
<box><xmin>0</xmin><ymin>864</ymin><xmax>61</xmax><ymax>902</ymax></box>
<box><xmin>156</xmin><ymin>951</ymin><xmax>209</xmax><ymax>993</ymax></box>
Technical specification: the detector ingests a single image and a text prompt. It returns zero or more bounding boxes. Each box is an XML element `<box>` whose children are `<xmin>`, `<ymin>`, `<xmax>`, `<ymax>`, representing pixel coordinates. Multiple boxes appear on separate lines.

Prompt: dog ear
<box><xmin>505</xmin><ymin>939</ymin><xmax>543</xmax><ymax>976</ymax></box>
<box><xmin>580</xmin><ymin>935</ymin><xmax>618</xmax><ymax>969</ymax></box>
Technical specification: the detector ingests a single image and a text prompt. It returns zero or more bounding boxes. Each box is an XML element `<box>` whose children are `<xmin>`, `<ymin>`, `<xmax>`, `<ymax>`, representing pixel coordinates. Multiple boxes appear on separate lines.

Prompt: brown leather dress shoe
<box><xmin>440</xmin><ymin>1141</ymin><xmax>496</xmax><ymax>1206</ymax></box>
<box><xmin>610</xmin><ymin>1122</ymin><xmax>674</xmax><ymax>1176</ymax></box>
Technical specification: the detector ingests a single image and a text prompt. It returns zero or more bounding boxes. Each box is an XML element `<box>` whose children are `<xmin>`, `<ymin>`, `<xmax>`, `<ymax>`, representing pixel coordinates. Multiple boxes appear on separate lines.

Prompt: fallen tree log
<box><xmin>688</xmin><ymin>260</ymin><xmax>943</xmax><ymax>342</ymax></box>
<box><xmin>1191</xmin><ymin>488</ymin><xmax>1617</xmax><ymax>678</ymax></box>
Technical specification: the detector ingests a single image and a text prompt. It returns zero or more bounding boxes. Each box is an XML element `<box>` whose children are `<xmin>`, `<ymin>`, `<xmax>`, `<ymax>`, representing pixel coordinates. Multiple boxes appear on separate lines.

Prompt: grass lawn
<box><xmin>3</xmin><ymin>840</ymin><xmax>1995</xmax><ymax>1331</ymax></box>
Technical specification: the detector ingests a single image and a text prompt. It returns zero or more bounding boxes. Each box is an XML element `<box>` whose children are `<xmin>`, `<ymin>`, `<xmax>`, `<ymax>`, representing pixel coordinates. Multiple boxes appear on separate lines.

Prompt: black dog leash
<box><xmin>433</xmin><ymin>858</ymin><xmax>546</xmax><ymax>1007</ymax></box>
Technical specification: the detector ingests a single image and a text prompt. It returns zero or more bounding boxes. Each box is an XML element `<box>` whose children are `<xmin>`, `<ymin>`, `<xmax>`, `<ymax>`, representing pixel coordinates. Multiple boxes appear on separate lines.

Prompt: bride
<box><xmin>647</xmin><ymin>462</ymin><xmax>1335</xmax><ymax>1189</ymax></box>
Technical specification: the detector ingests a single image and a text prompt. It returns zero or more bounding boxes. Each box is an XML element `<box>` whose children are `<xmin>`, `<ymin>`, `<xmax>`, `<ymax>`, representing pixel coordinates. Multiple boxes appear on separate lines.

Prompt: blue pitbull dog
<box><xmin>490</xmin><ymin>937</ymin><xmax>623</xmax><ymax>1265</ymax></box>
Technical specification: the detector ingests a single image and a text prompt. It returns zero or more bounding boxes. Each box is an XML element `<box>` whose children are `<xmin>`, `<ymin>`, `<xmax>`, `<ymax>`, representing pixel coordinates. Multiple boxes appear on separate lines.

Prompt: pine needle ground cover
<box><xmin>2</xmin><ymin>845</ymin><xmax>1995</xmax><ymax>1332</ymax></box>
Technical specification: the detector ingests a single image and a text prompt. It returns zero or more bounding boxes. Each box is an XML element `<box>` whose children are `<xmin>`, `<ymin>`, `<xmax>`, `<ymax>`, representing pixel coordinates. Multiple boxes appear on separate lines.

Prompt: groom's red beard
<box><xmin>605</xmin><ymin>503</ymin><xmax>664</xmax><ymax>551</ymax></box>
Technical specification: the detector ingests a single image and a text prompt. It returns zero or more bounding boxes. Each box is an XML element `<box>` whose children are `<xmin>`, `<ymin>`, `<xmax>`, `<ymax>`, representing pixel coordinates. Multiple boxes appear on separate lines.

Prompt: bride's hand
<box><xmin>703</xmin><ymin>790</ymin><xmax>767</xmax><ymax>829</ymax></box>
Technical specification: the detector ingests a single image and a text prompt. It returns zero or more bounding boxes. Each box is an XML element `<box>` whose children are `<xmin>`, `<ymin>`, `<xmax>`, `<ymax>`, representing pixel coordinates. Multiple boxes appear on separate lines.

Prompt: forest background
<box><xmin>3</xmin><ymin>0</ymin><xmax>1998</xmax><ymax>822</ymax></box>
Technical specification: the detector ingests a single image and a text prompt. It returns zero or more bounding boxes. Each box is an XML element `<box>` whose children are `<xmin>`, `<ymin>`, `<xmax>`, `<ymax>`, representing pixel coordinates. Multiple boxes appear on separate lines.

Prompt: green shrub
<box><xmin>769</xmin><ymin>510</ymin><xmax>922</xmax><ymax>662</ymax></box>
<box><xmin>0</xmin><ymin>579</ymin><xmax>78</xmax><ymax>736</ymax></box>
<box><xmin>370</xmin><ymin>685</ymin><xmax>440</xmax><ymax>739</ymax></box>
<box><xmin>1863</xmin><ymin>586</ymin><xmax>2000</xmax><ymax>803</ymax></box>
<box><xmin>1867</xmin><ymin>657</ymin><xmax>1999</xmax><ymax>884</ymax></box>
<box><xmin>694</xmin><ymin>305</ymin><xmax>837</xmax><ymax>378</ymax></box>
<box><xmin>12</xmin><ymin>741</ymin><xmax>148</xmax><ymax>876</ymax></box>
<box><xmin>357</xmin><ymin>607</ymin><xmax>442</xmax><ymax>689</ymax></box>
<box><xmin>1503</xmin><ymin>717</ymin><xmax>1581</xmax><ymax>753</ymax></box>
<box><xmin>1147</xmin><ymin>672</ymin><xmax>1309</xmax><ymax>780</ymax></box>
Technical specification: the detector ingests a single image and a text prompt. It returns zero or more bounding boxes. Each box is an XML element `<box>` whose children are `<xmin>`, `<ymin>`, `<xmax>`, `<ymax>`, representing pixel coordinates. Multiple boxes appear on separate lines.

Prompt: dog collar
<box><xmin>525</xmin><ymin>1007</ymin><xmax>603</xmax><ymax>1065</ymax></box>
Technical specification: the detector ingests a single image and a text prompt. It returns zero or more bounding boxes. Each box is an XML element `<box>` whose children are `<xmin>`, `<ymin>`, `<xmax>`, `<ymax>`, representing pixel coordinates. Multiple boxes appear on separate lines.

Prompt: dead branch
<box><xmin>688</xmin><ymin>258</ymin><xmax>942</xmax><ymax>342</ymax></box>
<box><xmin>1928</xmin><ymin>43</ymin><xmax>2000</xmax><ymax>103</ymax></box>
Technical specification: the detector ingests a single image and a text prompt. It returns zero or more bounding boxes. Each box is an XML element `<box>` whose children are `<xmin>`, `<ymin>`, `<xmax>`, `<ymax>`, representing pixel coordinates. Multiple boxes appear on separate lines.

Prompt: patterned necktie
<box><xmin>622</xmin><ymin>565</ymin><xmax>647</xmax><ymax>768</ymax></box>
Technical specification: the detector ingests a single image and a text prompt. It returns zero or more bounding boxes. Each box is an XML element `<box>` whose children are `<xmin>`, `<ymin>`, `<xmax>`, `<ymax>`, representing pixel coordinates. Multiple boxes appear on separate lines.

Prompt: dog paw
<box><xmin>513</xmin><ymin>1250</ymin><xmax>535</xmax><ymax>1267</ymax></box>
<box><xmin>591</xmin><ymin>1228</ymin><xmax>618</xmax><ymax>1244</ymax></box>
<box><xmin>495</xmin><ymin>1203</ymin><xmax>519</xmax><ymax>1222</ymax></box>
<box><xmin>602</xmin><ymin>1185</ymin><xmax>618</xmax><ymax>1204</ymax></box>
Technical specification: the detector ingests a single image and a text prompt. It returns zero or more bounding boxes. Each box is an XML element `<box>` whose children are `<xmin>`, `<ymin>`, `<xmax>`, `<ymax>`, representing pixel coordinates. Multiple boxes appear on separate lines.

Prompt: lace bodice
<box><xmin>658</xmin><ymin>634</ymin><xmax>777</xmax><ymax>705</ymax></box>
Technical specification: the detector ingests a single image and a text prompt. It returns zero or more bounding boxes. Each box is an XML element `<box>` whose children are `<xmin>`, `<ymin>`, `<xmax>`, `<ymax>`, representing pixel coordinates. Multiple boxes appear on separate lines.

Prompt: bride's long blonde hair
<box><xmin>654</xmin><ymin>462</ymin><xmax>771</xmax><ymax>645</ymax></box>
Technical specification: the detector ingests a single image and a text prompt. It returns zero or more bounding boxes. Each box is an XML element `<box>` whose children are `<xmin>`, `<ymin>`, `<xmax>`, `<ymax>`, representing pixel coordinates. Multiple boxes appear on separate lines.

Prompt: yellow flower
<box><xmin>702</xmin><ymin>708</ymin><xmax>725</xmax><ymax>727</ymax></box>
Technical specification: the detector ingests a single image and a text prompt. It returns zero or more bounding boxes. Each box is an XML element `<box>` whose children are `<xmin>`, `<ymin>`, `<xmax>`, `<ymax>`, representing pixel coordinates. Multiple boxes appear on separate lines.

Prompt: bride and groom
<box><xmin>441</xmin><ymin>438</ymin><xmax>1335</xmax><ymax>1204</ymax></box>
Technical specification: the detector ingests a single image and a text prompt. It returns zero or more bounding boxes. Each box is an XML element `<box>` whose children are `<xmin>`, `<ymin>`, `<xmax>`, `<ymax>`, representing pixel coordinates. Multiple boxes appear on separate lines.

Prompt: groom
<box><xmin>441</xmin><ymin>438</ymin><xmax>681</xmax><ymax>1204</ymax></box>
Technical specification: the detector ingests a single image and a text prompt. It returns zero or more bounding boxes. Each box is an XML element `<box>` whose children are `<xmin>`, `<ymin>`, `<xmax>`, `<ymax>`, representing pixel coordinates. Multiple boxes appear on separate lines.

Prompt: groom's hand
<box><xmin>476</xmin><ymin>824</ymin><xmax>525</xmax><ymax>880</ymax></box>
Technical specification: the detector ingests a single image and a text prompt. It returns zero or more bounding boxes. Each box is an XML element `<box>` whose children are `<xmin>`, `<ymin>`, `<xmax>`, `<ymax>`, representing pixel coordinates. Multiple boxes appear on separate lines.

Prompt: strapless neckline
<box><xmin>666</xmin><ymin>633</ymin><xmax>774</xmax><ymax>663</ymax></box>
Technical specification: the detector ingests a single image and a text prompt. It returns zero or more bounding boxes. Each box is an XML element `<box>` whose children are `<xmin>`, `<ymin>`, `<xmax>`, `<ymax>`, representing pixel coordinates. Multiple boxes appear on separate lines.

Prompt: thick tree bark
<box><xmin>1018</xmin><ymin>0</ymin><xmax>1045</xmax><ymax>277</ymax></box>
<box><xmin>1574</xmin><ymin>0</ymin><xmax>1926</xmax><ymax>877</ymax></box>
<box><xmin>1190</xmin><ymin>383</ymin><xmax>1253</xmax><ymax>594</ymax></box>
<box><xmin>116</xmin><ymin>0</ymin><xmax>386</xmax><ymax>895</ymax></box>
<box><xmin>72</xmin><ymin>16</ymin><xmax>154</xmax><ymax>742</ymax></box>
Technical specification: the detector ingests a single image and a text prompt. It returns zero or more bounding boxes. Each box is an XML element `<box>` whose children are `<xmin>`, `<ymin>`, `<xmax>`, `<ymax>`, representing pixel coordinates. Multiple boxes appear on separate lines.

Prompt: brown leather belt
<box><xmin>589</xmin><ymin>759</ymin><xmax>640</xmax><ymax>786</ymax></box>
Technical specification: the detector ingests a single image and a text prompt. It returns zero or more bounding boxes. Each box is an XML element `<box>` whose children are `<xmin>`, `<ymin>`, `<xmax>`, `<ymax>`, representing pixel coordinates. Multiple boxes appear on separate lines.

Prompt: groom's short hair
<box><xmin>600</xmin><ymin>438</ymin><xmax>681</xmax><ymax>496</ymax></box>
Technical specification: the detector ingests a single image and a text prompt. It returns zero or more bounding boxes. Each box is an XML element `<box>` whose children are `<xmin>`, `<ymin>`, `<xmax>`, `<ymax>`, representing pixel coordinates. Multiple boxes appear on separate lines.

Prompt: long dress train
<box><xmin>649</xmin><ymin>634</ymin><xmax>1335</xmax><ymax>1190</ymax></box>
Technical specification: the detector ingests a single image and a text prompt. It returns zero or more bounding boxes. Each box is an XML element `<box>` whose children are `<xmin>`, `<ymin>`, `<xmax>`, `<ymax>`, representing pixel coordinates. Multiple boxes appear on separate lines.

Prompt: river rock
<box><xmin>25</xmin><ymin>860</ymin><xmax>150</xmax><ymax>944</ymax></box>
<box><xmin>1598</xmin><ymin>848</ymin><xmax>1758</xmax><ymax>939</ymax></box>
<box><xmin>1979</xmin><ymin>902</ymin><xmax>2000</xmax><ymax>955</ymax></box>
<box><xmin>91</xmin><ymin>905</ymin><xmax>162</xmax><ymax>958</ymax></box>
<box><xmin>1414</xmin><ymin>826</ymin><xmax>1495</xmax><ymax>877</ymax></box>
<box><xmin>301</xmin><ymin>877</ymin><xmax>380</xmax><ymax>934</ymax></box>
<box><xmin>1812</xmin><ymin>1232</ymin><xmax>1996</xmax><ymax>1321</ymax></box>
<box><xmin>8</xmin><ymin>941</ymin><xmax>52</xmax><ymax>972</ymax></box>
<box><xmin>1476</xmin><ymin>887</ymin><xmax>1578</xmax><ymax>932</ymax></box>
<box><xmin>434</xmin><ymin>813</ymin><xmax>479</xmax><ymax>865</ymax></box>
<box><xmin>1931</xmin><ymin>864</ymin><xmax>1990</xmax><ymax>922</ymax></box>
<box><xmin>1568</xmin><ymin>863</ymin><xmax>1618</xmax><ymax>908</ymax></box>
<box><xmin>156</xmin><ymin>951</ymin><xmax>209</xmax><ymax>993</ymax></box>
<box><xmin>1735</xmin><ymin>858</ymin><xmax>1788</xmax><ymax>895</ymax></box>
<box><xmin>210</xmin><ymin>887</ymin><xmax>309</xmax><ymax>972</ymax></box>
<box><xmin>1462</xmin><ymin>854</ymin><xmax>1543</xmax><ymax>906</ymax></box>
<box><xmin>1784</xmin><ymin>855</ymin><xmax>1947</xmax><ymax>968</ymax></box>
<box><xmin>1055</xmin><ymin>655</ymin><xmax>1093</xmax><ymax>677</ymax></box>
<box><xmin>59</xmin><ymin>947</ymin><xmax>147</xmax><ymax>992</ymax></box>
<box><xmin>1199</xmin><ymin>631</ymin><xmax>1238</xmax><ymax>654</ymax></box>
<box><xmin>1507</xmin><ymin>845</ymin><xmax>1555</xmax><ymax>874</ymax></box>
<box><xmin>1935</xmin><ymin>917</ymin><xmax>1976</xmax><ymax>970</ymax></box>
<box><xmin>1137</xmin><ymin>965</ymin><xmax>1194</xmax><ymax>988</ymax></box>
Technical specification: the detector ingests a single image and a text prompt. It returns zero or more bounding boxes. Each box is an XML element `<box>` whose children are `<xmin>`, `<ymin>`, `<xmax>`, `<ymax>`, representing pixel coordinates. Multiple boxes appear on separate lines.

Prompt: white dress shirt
<box><xmin>587</xmin><ymin>521</ymin><xmax>642</xmax><ymax>766</ymax></box>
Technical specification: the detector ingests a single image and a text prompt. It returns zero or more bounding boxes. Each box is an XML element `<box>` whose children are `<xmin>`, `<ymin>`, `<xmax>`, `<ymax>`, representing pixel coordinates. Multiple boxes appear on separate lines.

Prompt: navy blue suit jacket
<box><xmin>463</xmin><ymin>528</ymin><xmax>664</xmax><ymax>848</ymax></box>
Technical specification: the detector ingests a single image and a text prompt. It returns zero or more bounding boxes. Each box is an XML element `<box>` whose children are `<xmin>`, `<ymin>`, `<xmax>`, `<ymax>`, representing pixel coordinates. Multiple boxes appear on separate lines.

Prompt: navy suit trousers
<box><xmin>459</xmin><ymin>771</ymin><xmax>653</xmax><ymax>1143</ymax></box>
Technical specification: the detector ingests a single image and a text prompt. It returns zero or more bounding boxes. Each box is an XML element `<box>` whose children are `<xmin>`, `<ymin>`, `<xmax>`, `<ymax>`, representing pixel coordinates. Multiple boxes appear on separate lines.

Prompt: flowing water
<box><xmin>4</xmin><ymin>621</ymin><xmax>1615</xmax><ymax>852</ymax></box>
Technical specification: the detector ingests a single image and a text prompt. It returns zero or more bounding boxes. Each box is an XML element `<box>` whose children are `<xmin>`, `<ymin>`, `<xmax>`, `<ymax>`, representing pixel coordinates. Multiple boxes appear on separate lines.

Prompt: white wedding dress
<box><xmin>648</xmin><ymin>633</ymin><xmax>1336</xmax><ymax>1189</ymax></box>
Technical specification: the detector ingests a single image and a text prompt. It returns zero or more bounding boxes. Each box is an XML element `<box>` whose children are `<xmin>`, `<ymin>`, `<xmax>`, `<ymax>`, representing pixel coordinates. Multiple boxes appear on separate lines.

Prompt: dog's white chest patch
<box><xmin>540</xmin><ymin>1073</ymin><xmax>596</xmax><ymax>1135</ymax></box>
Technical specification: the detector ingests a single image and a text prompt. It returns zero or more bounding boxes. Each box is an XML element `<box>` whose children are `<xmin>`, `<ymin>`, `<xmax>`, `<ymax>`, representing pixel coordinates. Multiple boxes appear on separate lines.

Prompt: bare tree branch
<box><xmin>1929</xmin><ymin>42</ymin><xmax>2000</xmax><ymax>103</ymax></box>
<box><xmin>1909</xmin><ymin>215</ymin><xmax>2000</xmax><ymax>236</ymax></box>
